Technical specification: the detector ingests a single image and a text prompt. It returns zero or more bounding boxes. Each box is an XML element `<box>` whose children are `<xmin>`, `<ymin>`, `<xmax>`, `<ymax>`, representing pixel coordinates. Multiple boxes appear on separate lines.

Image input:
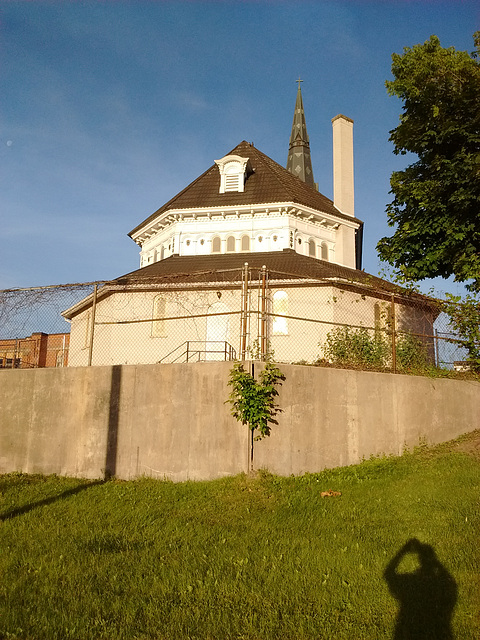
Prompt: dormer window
<box><xmin>215</xmin><ymin>154</ymin><xmax>252</xmax><ymax>194</ymax></box>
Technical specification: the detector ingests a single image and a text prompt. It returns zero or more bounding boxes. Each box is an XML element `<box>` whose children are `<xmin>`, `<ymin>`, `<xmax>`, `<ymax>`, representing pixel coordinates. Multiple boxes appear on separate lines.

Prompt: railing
<box><xmin>158</xmin><ymin>341</ymin><xmax>237</xmax><ymax>364</ymax></box>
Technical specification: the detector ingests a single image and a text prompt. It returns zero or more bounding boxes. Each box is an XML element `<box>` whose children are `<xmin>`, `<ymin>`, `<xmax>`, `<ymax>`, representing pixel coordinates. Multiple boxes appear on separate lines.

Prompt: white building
<box><xmin>63</xmin><ymin>86</ymin><xmax>436</xmax><ymax>366</ymax></box>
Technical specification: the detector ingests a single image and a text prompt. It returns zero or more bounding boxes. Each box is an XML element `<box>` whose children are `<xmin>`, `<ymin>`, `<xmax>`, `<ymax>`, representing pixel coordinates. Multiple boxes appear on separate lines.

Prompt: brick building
<box><xmin>0</xmin><ymin>332</ymin><xmax>69</xmax><ymax>369</ymax></box>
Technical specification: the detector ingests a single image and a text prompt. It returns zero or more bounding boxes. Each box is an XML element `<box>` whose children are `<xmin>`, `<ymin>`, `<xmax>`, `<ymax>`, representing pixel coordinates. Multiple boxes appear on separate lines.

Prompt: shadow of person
<box><xmin>384</xmin><ymin>538</ymin><xmax>457</xmax><ymax>639</ymax></box>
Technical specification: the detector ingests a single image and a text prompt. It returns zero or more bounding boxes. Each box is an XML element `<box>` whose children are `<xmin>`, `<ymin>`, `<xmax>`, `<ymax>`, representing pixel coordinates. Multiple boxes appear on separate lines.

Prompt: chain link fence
<box><xmin>0</xmin><ymin>268</ymin><xmax>474</xmax><ymax>373</ymax></box>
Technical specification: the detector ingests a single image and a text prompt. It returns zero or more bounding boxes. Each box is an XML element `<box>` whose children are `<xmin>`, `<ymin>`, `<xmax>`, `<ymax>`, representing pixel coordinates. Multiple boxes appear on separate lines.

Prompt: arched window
<box><xmin>308</xmin><ymin>239</ymin><xmax>316</xmax><ymax>257</ymax></box>
<box><xmin>321</xmin><ymin>242</ymin><xmax>329</xmax><ymax>261</ymax></box>
<box><xmin>152</xmin><ymin>296</ymin><xmax>166</xmax><ymax>337</ymax></box>
<box><xmin>272</xmin><ymin>291</ymin><xmax>288</xmax><ymax>335</ymax></box>
<box><xmin>211</xmin><ymin>236</ymin><xmax>221</xmax><ymax>253</ymax></box>
<box><xmin>241</xmin><ymin>235</ymin><xmax>250</xmax><ymax>251</ymax></box>
<box><xmin>226</xmin><ymin>236</ymin><xmax>236</xmax><ymax>252</ymax></box>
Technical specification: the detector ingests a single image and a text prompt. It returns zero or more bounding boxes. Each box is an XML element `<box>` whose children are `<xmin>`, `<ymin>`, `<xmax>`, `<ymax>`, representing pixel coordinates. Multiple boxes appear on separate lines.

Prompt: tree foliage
<box><xmin>443</xmin><ymin>294</ymin><xmax>480</xmax><ymax>372</ymax></box>
<box><xmin>377</xmin><ymin>33</ymin><xmax>480</xmax><ymax>291</ymax></box>
<box><xmin>227</xmin><ymin>360</ymin><xmax>285</xmax><ymax>440</ymax></box>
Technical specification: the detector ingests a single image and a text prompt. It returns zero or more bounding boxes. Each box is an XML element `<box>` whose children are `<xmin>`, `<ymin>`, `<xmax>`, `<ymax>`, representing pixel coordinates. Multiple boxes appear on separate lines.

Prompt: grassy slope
<box><xmin>1</xmin><ymin>433</ymin><xmax>479</xmax><ymax>640</ymax></box>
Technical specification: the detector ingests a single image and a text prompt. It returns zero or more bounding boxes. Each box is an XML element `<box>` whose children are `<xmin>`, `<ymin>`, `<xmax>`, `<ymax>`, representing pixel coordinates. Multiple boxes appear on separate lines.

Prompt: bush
<box><xmin>322</xmin><ymin>327</ymin><xmax>432</xmax><ymax>373</ymax></box>
<box><xmin>322</xmin><ymin>326</ymin><xmax>389</xmax><ymax>369</ymax></box>
<box><xmin>395</xmin><ymin>332</ymin><xmax>430</xmax><ymax>372</ymax></box>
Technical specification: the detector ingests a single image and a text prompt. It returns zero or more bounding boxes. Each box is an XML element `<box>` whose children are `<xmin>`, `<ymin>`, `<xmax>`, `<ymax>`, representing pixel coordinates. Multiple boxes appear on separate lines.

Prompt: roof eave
<box><xmin>129</xmin><ymin>201</ymin><xmax>363</xmax><ymax>246</ymax></box>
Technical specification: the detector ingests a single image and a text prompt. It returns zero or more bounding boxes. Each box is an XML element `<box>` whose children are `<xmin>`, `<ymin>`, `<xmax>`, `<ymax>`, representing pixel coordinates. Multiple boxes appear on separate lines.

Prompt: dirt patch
<box><xmin>449</xmin><ymin>429</ymin><xmax>480</xmax><ymax>460</ymax></box>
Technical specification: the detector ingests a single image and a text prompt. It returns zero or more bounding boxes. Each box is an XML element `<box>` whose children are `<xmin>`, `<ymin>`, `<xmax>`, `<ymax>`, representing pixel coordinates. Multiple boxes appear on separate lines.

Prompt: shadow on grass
<box><xmin>0</xmin><ymin>480</ymin><xmax>105</xmax><ymax>522</ymax></box>
<box><xmin>384</xmin><ymin>538</ymin><xmax>457</xmax><ymax>639</ymax></box>
<box><xmin>1</xmin><ymin>364</ymin><xmax>123</xmax><ymax>522</ymax></box>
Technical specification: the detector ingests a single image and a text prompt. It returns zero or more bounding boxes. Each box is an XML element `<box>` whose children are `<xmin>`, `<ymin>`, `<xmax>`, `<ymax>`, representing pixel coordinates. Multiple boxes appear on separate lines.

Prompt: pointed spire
<box><xmin>286</xmin><ymin>79</ymin><xmax>315</xmax><ymax>187</ymax></box>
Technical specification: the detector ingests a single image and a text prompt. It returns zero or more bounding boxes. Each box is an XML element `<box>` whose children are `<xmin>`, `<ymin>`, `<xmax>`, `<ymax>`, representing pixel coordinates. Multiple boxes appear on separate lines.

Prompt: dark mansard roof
<box><xmin>114</xmin><ymin>249</ymin><xmax>392</xmax><ymax>290</ymax></box>
<box><xmin>129</xmin><ymin>141</ymin><xmax>362</xmax><ymax>238</ymax></box>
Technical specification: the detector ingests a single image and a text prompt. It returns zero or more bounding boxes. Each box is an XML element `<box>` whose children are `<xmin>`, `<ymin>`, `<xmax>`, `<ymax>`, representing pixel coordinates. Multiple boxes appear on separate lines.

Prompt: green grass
<box><xmin>1</xmin><ymin>434</ymin><xmax>479</xmax><ymax>640</ymax></box>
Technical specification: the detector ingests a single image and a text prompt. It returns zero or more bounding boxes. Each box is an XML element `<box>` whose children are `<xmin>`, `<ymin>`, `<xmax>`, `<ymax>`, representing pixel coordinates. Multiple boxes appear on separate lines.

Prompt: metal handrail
<box><xmin>158</xmin><ymin>341</ymin><xmax>237</xmax><ymax>364</ymax></box>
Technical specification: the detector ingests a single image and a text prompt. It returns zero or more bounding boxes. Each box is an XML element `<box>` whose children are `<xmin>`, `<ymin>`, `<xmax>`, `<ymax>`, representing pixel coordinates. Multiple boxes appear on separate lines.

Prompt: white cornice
<box><xmin>131</xmin><ymin>201</ymin><xmax>359</xmax><ymax>246</ymax></box>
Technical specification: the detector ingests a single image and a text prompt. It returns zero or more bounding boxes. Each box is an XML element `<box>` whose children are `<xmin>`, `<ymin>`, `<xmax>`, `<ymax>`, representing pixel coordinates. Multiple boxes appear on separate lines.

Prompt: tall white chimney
<box><xmin>332</xmin><ymin>114</ymin><xmax>354</xmax><ymax>217</ymax></box>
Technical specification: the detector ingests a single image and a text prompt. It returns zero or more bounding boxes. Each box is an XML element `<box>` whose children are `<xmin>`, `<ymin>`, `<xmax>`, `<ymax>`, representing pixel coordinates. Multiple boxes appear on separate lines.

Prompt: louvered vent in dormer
<box><xmin>215</xmin><ymin>154</ymin><xmax>252</xmax><ymax>194</ymax></box>
<box><xmin>225</xmin><ymin>173</ymin><xmax>240</xmax><ymax>192</ymax></box>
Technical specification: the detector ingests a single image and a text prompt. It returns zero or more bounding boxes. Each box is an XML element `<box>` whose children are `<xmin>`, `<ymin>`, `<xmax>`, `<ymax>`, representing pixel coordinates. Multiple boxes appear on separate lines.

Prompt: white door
<box><xmin>205</xmin><ymin>302</ymin><xmax>230</xmax><ymax>360</ymax></box>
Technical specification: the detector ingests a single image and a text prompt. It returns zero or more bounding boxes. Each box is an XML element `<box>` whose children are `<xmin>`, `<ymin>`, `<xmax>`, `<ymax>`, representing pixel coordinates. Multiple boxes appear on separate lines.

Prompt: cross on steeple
<box><xmin>296</xmin><ymin>77</ymin><xmax>303</xmax><ymax>89</ymax></box>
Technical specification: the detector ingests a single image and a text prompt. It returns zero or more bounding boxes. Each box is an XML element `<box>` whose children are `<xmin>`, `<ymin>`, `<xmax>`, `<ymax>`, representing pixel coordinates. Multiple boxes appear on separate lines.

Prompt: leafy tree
<box><xmin>442</xmin><ymin>293</ymin><xmax>480</xmax><ymax>372</ymax></box>
<box><xmin>377</xmin><ymin>33</ymin><xmax>480</xmax><ymax>292</ymax></box>
<box><xmin>227</xmin><ymin>360</ymin><xmax>285</xmax><ymax>440</ymax></box>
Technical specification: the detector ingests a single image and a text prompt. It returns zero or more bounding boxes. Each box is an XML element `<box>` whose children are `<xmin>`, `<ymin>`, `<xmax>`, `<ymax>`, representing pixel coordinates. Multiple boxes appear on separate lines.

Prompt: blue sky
<box><xmin>1</xmin><ymin>1</ymin><xmax>478</xmax><ymax>292</ymax></box>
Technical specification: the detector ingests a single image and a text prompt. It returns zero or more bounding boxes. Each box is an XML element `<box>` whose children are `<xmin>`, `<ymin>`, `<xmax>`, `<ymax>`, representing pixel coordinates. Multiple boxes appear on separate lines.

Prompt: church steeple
<box><xmin>286</xmin><ymin>79</ymin><xmax>315</xmax><ymax>187</ymax></box>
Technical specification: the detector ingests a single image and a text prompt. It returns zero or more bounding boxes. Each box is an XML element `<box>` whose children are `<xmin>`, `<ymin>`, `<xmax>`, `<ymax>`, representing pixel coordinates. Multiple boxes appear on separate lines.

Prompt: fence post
<box><xmin>391</xmin><ymin>293</ymin><xmax>396</xmax><ymax>374</ymax></box>
<box><xmin>240</xmin><ymin>263</ymin><xmax>249</xmax><ymax>359</ymax></box>
<box><xmin>260</xmin><ymin>265</ymin><xmax>268</xmax><ymax>360</ymax></box>
<box><xmin>87</xmin><ymin>284</ymin><xmax>98</xmax><ymax>367</ymax></box>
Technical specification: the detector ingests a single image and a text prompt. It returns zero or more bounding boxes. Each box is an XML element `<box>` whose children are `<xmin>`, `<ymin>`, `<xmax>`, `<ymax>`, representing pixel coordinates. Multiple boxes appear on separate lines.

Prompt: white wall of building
<box><xmin>67</xmin><ymin>283</ymin><xmax>434</xmax><ymax>367</ymax></box>
<box><xmin>136</xmin><ymin>208</ymin><xmax>358</xmax><ymax>269</ymax></box>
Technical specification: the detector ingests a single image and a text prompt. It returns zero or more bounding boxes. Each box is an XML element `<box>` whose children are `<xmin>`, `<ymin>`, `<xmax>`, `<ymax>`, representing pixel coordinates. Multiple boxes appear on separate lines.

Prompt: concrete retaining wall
<box><xmin>255</xmin><ymin>364</ymin><xmax>479</xmax><ymax>475</ymax></box>
<box><xmin>1</xmin><ymin>363</ymin><xmax>478</xmax><ymax>481</ymax></box>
